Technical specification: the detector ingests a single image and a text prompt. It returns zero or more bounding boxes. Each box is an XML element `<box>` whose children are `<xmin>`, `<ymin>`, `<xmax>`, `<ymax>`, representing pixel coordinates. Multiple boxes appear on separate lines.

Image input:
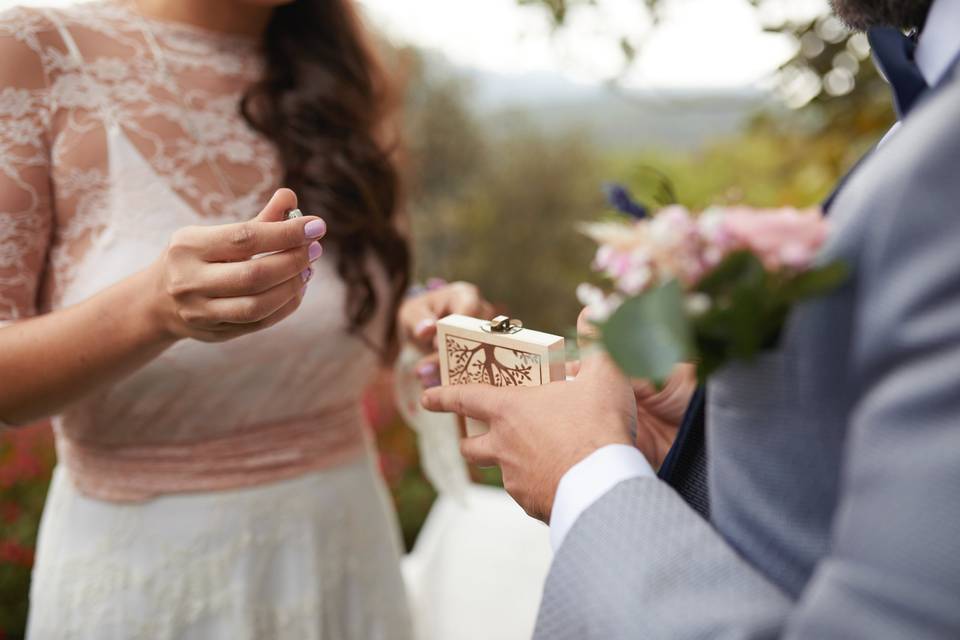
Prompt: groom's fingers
<box><xmin>576</xmin><ymin>307</ymin><xmax>630</xmax><ymax>382</ymax></box>
<box><xmin>460</xmin><ymin>433</ymin><xmax>498</xmax><ymax>467</ymax></box>
<box><xmin>577</xmin><ymin>307</ymin><xmax>600</xmax><ymax>350</ymax></box>
<box><xmin>421</xmin><ymin>384</ymin><xmax>499</xmax><ymax>422</ymax></box>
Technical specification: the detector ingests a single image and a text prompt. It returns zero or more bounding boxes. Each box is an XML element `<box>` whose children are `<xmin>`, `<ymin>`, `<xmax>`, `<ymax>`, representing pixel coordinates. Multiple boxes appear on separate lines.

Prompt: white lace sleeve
<box><xmin>0</xmin><ymin>9</ymin><xmax>54</xmax><ymax>328</ymax></box>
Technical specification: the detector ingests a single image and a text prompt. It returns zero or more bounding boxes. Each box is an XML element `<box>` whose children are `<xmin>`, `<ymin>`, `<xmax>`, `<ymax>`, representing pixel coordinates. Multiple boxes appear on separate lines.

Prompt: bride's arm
<box><xmin>0</xmin><ymin>26</ymin><xmax>325</xmax><ymax>426</ymax></box>
<box><xmin>0</xmin><ymin>186</ymin><xmax>326</xmax><ymax>427</ymax></box>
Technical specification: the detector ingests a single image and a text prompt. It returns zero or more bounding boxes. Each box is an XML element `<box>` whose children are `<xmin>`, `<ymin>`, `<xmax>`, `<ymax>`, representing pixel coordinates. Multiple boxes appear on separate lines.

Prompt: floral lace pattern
<box><xmin>0</xmin><ymin>1</ymin><xmax>279</xmax><ymax>319</ymax></box>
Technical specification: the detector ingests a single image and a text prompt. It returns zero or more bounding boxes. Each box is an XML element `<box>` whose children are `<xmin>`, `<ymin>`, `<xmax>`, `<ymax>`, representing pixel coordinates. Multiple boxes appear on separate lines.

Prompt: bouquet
<box><xmin>578</xmin><ymin>184</ymin><xmax>847</xmax><ymax>384</ymax></box>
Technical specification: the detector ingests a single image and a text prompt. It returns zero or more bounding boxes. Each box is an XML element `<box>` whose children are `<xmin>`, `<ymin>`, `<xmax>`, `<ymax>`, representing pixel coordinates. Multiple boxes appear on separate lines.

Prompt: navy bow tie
<box><xmin>868</xmin><ymin>26</ymin><xmax>929</xmax><ymax>118</ymax></box>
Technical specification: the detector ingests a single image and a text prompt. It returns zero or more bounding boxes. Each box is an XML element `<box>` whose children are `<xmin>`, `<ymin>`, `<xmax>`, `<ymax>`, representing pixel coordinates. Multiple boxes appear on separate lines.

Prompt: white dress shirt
<box><xmin>549</xmin><ymin>0</ymin><xmax>960</xmax><ymax>551</ymax></box>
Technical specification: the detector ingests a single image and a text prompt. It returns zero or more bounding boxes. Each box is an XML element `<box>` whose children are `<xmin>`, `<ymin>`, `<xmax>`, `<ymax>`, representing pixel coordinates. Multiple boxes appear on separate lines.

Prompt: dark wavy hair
<box><xmin>242</xmin><ymin>0</ymin><xmax>410</xmax><ymax>357</ymax></box>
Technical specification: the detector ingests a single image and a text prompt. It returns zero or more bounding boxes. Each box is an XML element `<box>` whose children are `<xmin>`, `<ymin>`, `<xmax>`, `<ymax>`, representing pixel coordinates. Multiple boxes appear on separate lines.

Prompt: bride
<box><xmin>0</xmin><ymin>0</ymin><xmax>490</xmax><ymax>637</ymax></box>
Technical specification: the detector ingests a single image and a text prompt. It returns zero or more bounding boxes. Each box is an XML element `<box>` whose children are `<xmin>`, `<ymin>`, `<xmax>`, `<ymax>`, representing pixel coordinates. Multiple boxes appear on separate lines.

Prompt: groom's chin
<box><xmin>828</xmin><ymin>0</ymin><xmax>932</xmax><ymax>31</ymax></box>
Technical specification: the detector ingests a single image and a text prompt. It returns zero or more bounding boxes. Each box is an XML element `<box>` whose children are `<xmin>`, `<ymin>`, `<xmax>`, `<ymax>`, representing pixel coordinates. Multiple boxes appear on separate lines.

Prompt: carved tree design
<box><xmin>445</xmin><ymin>335</ymin><xmax>541</xmax><ymax>386</ymax></box>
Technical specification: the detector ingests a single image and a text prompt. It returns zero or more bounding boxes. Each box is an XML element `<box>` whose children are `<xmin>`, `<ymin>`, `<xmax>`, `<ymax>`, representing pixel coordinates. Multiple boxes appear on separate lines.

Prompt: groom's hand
<box><xmin>421</xmin><ymin>332</ymin><xmax>640</xmax><ymax>523</ymax></box>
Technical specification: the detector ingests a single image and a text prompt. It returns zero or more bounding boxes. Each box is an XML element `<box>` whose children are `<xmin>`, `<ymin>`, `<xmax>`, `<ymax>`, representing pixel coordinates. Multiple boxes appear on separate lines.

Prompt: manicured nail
<box><xmin>304</xmin><ymin>219</ymin><xmax>327</xmax><ymax>239</ymax></box>
<box><xmin>423</xmin><ymin>376</ymin><xmax>441</xmax><ymax>389</ymax></box>
<box><xmin>301</xmin><ymin>267</ymin><xmax>313</xmax><ymax>283</ymax></box>
<box><xmin>417</xmin><ymin>363</ymin><xmax>438</xmax><ymax>377</ymax></box>
<box><xmin>415</xmin><ymin>318</ymin><xmax>436</xmax><ymax>337</ymax></box>
<box><xmin>308</xmin><ymin>242</ymin><xmax>323</xmax><ymax>262</ymax></box>
<box><xmin>300</xmin><ymin>284</ymin><xmax>308</xmax><ymax>298</ymax></box>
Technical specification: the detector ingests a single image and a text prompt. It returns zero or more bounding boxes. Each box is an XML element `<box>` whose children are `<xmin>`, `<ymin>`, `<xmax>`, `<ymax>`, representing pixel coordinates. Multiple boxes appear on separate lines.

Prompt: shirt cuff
<box><xmin>549</xmin><ymin>444</ymin><xmax>656</xmax><ymax>551</ymax></box>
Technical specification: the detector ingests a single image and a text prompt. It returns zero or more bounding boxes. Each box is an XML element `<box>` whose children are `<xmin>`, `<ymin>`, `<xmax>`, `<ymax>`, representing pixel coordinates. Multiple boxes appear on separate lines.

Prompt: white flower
<box><xmin>685</xmin><ymin>293</ymin><xmax>711</xmax><ymax>317</ymax></box>
<box><xmin>577</xmin><ymin>283</ymin><xmax>623</xmax><ymax>323</ymax></box>
<box><xmin>616</xmin><ymin>264</ymin><xmax>652</xmax><ymax>295</ymax></box>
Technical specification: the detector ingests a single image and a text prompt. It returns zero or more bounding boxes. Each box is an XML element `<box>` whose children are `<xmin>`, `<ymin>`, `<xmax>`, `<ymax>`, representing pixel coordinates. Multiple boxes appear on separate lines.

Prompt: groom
<box><xmin>423</xmin><ymin>0</ymin><xmax>960</xmax><ymax>636</ymax></box>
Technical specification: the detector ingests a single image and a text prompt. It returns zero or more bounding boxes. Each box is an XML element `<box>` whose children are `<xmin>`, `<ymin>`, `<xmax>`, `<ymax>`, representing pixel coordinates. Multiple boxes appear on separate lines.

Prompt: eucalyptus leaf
<box><xmin>782</xmin><ymin>261</ymin><xmax>849</xmax><ymax>301</ymax></box>
<box><xmin>600</xmin><ymin>280</ymin><xmax>693</xmax><ymax>382</ymax></box>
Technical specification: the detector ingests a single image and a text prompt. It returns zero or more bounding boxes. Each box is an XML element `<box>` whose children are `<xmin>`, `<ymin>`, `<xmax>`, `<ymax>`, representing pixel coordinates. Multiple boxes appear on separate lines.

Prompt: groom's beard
<box><xmin>829</xmin><ymin>0</ymin><xmax>933</xmax><ymax>30</ymax></box>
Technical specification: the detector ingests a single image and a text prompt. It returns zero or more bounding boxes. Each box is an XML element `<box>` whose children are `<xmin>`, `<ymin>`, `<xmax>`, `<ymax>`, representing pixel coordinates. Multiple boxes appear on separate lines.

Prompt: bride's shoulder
<box><xmin>0</xmin><ymin>4</ymin><xmax>58</xmax><ymax>38</ymax></box>
<box><xmin>0</xmin><ymin>2</ymin><xmax>113</xmax><ymax>85</ymax></box>
<box><xmin>0</xmin><ymin>0</ymin><xmax>110</xmax><ymax>26</ymax></box>
<box><xmin>0</xmin><ymin>5</ymin><xmax>61</xmax><ymax>88</ymax></box>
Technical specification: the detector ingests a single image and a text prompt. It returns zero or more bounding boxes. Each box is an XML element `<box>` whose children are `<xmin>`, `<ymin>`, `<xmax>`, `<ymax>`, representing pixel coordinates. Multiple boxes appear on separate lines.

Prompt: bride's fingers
<box><xmin>415</xmin><ymin>353</ymin><xmax>441</xmax><ymax>388</ymax></box>
<box><xmin>205</xmin><ymin>275</ymin><xmax>305</xmax><ymax>325</ymax></box>
<box><xmin>575</xmin><ymin>307</ymin><xmax>607</xmax><ymax>366</ymax></box>
<box><xmin>403</xmin><ymin>304</ymin><xmax>439</xmax><ymax>347</ymax></box>
<box><xmin>254</xmin><ymin>188</ymin><xmax>298</xmax><ymax>223</ymax></box>
<box><xmin>205</xmin><ymin>295</ymin><xmax>304</xmax><ymax>342</ymax></box>
<box><xmin>186</xmin><ymin>217</ymin><xmax>323</xmax><ymax>263</ymax></box>
<box><xmin>201</xmin><ymin>244</ymin><xmax>316</xmax><ymax>297</ymax></box>
<box><xmin>444</xmin><ymin>282</ymin><xmax>491</xmax><ymax>318</ymax></box>
<box><xmin>239</xmin><ymin>294</ymin><xmax>304</xmax><ymax>334</ymax></box>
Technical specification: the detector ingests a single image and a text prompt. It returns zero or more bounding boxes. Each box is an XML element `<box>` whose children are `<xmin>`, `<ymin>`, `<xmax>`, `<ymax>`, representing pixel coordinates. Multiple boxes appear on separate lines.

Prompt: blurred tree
<box><xmin>420</xmin><ymin>115</ymin><xmax>601</xmax><ymax>334</ymax></box>
<box><xmin>400</xmin><ymin>49</ymin><xmax>487</xmax><ymax>204</ymax></box>
<box><xmin>517</xmin><ymin>0</ymin><xmax>896</xmax><ymax>208</ymax></box>
<box><xmin>518</xmin><ymin>0</ymin><xmax>895</xmax><ymax>141</ymax></box>
<box><xmin>401</xmin><ymin>50</ymin><xmax>602</xmax><ymax>335</ymax></box>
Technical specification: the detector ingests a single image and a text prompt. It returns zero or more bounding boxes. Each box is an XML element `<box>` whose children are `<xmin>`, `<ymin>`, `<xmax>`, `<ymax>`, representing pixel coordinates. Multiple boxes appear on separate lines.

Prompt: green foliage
<box><xmin>0</xmin><ymin>425</ymin><xmax>55</xmax><ymax>639</ymax></box>
<box><xmin>599</xmin><ymin>280</ymin><xmax>693</xmax><ymax>381</ymax></box>
<box><xmin>597</xmin><ymin>252</ymin><xmax>847</xmax><ymax>385</ymax></box>
<box><xmin>516</xmin><ymin>0</ymin><xmax>894</xmax><ymax>118</ymax></box>
<box><xmin>694</xmin><ymin>252</ymin><xmax>847</xmax><ymax>380</ymax></box>
<box><xmin>405</xmin><ymin>55</ymin><xmax>602</xmax><ymax>335</ymax></box>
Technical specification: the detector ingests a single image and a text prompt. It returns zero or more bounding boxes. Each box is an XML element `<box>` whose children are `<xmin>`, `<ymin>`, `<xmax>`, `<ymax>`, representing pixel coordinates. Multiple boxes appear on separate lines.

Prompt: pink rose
<box><xmin>720</xmin><ymin>207</ymin><xmax>828</xmax><ymax>271</ymax></box>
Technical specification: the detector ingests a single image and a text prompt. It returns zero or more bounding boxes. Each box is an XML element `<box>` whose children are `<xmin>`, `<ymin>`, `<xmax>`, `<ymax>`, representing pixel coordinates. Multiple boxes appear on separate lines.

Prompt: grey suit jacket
<box><xmin>536</xmin><ymin>68</ymin><xmax>960</xmax><ymax>639</ymax></box>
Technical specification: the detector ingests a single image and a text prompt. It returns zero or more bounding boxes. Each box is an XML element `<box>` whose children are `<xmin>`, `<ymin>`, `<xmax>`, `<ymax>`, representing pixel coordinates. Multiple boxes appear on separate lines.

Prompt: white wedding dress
<box><xmin>0</xmin><ymin>3</ymin><xmax>411</xmax><ymax>638</ymax></box>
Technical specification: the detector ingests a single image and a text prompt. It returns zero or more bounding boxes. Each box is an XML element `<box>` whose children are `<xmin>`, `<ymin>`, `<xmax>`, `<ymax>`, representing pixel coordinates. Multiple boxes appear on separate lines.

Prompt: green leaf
<box><xmin>695</xmin><ymin>250</ymin><xmax>765</xmax><ymax>296</ymax></box>
<box><xmin>599</xmin><ymin>280</ymin><xmax>693</xmax><ymax>383</ymax></box>
<box><xmin>781</xmin><ymin>261</ymin><xmax>849</xmax><ymax>301</ymax></box>
<box><xmin>694</xmin><ymin>251</ymin><xmax>773</xmax><ymax>359</ymax></box>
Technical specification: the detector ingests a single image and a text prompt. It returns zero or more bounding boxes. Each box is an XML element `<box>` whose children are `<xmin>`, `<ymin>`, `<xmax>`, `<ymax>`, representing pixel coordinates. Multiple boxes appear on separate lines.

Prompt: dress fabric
<box><xmin>0</xmin><ymin>2</ymin><xmax>412</xmax><ymax>637</ymax></box>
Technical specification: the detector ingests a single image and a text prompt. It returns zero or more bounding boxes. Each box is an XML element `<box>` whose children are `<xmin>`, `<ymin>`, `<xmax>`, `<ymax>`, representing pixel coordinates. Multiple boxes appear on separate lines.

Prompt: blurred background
<box><xmin>0</xmin><ymin>0</ymin><xmax>894</xmax><ymax>636</ymax></box>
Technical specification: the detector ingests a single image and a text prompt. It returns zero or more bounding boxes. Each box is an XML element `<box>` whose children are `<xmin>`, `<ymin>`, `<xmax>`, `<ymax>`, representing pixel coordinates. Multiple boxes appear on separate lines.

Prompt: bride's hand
<box><xmin>146</xmin><ymin>188</ymin><xmax>327</xmax><ymax>343</ymax></box>
<box><xmin>398</xmin><ymin>281</ymin><xmax>494</xmax><ymax>387</ymax></box>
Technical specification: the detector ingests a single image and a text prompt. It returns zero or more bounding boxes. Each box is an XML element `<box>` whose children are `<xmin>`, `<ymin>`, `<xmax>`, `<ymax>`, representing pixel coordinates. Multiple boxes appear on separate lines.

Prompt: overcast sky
<box><xmin>359</xmin><ymin>0</ymin><xmax>829</xmax><ymax>89</ymax></box>
<box><xmin>6</xmin><ymin>0</ymin><xmax>831</xmax><ymax>90</ymax></box>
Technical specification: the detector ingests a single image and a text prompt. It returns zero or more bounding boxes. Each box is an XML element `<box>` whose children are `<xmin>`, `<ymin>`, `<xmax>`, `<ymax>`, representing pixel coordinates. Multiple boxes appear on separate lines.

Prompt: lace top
<box><xmin>0</xmin><ymin>2</ymin><xmax>389</xmax><ymax>501</ymax></box>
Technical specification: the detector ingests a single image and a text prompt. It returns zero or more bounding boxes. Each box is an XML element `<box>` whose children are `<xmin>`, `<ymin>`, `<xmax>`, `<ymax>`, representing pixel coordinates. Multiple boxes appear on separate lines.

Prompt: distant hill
<box><xmin>455</xmin><ymin>62</ymin><xmax>771</xmax><ymax>151</ymax></box>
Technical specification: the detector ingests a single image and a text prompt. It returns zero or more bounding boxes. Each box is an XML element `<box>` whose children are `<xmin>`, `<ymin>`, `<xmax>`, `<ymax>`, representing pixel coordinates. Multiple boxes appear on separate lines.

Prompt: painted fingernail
<box><xmin>423</xmin><ymin>376</ymin><xmax>441</xmax><ymax>389</ymax></box>
<box><xmin>417</xmin><ymin>363</ymin><xmax>438</xmax><ymax>377</ymax></box>
<box><xmin>304</xmin><ymin>219</ymin><xmax>327</xmax><ymax>239</ymax></box>
<box><xmin>415</xmin><ymin>318</ymin><xmax>436</xmax><ymax>336</ymax></box>
<box><xmin>300</xmin><ymin>284</ymin><xmax>308</xmax><ymax>298</ymax></box>
<box><xmin>308</xmin><ymin>242</ymin><xmax>323</xmax><ymax>262</ymax></box>
<box><xmin>301</xmin><ymin>267</ymin><xmax>313</xmax><ymax>283</ymax></box>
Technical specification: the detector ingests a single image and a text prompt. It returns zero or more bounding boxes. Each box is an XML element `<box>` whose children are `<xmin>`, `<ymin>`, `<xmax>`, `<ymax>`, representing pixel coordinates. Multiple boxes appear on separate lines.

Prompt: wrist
<box><xmin>129</xmin><ymin>263</ymin><xmax>181</xmax><ymax>347</ymax></box>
